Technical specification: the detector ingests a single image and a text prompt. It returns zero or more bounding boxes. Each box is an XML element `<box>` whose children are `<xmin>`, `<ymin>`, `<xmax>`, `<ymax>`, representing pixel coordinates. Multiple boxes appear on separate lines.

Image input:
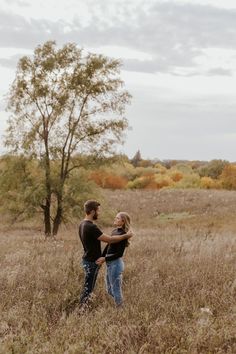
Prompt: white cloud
<box><xmin>1</xmin><ymin>0</ymin><xmax>236</xmax><ymax>160</ymax></box>
<box><xmin>1</xmin><ymin>1</ymin><xmax>236</xmax><ymax>75</ymax></box>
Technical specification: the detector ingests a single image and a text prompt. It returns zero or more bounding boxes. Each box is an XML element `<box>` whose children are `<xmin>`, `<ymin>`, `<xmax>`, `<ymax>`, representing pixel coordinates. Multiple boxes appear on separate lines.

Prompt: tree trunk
<box><xmin>43</xmin><ymin>133</ymin><xmax>52</xmax><ymax>237</ymax></box>
<box><xmin>44</xmin><ymin>197</ymin><xmax>51</xmax><ymax>236</ymax></box>
<box><xmin>52</xmin><ymin>195</ymin><xmax>63</xmax><ymax>236</ymax></box>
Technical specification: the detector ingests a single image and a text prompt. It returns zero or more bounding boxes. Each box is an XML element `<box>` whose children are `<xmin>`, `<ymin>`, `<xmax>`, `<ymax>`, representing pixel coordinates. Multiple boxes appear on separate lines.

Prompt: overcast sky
<box><xmin>1</xmin><ymin>0</ymin><xmax>236</xmax><ymax>161</ymax></box>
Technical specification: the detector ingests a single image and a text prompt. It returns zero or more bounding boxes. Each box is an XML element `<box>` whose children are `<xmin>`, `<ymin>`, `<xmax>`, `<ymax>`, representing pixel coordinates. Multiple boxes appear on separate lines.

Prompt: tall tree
<box><xmin>131</xmin><ymin>150</ymin><xmax>142</xmax><ymax>167</ymax></box>
<box><xmin>5</xmin><ymin>41</ymin><xmax>131</xmax><ymax>236</ymax></box>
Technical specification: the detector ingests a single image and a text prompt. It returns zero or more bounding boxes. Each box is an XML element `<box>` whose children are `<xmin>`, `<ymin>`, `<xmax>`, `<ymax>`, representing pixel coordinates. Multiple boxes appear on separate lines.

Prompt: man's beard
<box><xmin>93</xmin><ymin>212</ymin><xmax>98</xmax><ymax>220</ymax></box>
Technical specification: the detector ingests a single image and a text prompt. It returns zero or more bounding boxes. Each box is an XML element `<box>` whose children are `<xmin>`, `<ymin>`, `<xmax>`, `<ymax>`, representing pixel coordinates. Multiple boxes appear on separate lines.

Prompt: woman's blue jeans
<box><xmin>80</xmin><ymin>259</ymin><xmax>100</xmax><ymax>305</ymax></box>
<box><xmin>106</xmin><ymin>258</ymin><xmax>124</xmax><ymax>306</ymax></box>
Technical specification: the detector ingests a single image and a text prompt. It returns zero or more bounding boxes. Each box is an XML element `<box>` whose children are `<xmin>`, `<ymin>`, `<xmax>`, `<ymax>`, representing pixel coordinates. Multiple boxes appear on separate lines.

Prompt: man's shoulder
<box><xmin>79</xmin><ymin>219</ymin><xmax>93</xmax><ymax>227</ymax></box>
<box><xmin>79</xmin><ymin>220</ymin><xmax>102</xmax><ymax>232</ymax></box>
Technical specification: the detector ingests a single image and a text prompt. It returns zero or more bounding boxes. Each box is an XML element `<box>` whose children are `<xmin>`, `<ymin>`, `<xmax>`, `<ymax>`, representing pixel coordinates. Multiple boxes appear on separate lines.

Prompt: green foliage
<box><xmin>130</xmin><ymin>165</ymin><xmax>153</xmax><ymax>179</ymax></box>
<box><xmin>127</xmin><ymin>175</ymin><xmax>152</xmax><ymax>189</ymax></box>
<box><xmin>61</xmin><ymin>168</ymin><xmax>101</xmax><ymax>221</ymax></box>
<box><xmin>6</xmin><ymin>41</ymin><xmax>131</xmax><ymax>158</ymax></box>
<box><xmin>198</xmin><ymin>159</ymin><xmax>229</xmax><ymax>179</ymax></box>
<box><xmin>172</xmin><ymin>163</ymin><xmax>194</xmax><ymax>174</ymax></box>
<box><xmin>126</xmin><ymin>173</ymin><xmax>172</xmax><ymax>190</ymax></box>
<box><xmin>116</xmin><ymin>162</ymin><xmax>137</xmax><ymax>180</ymax></box>
<box><xmin>173</xmin><ymin>173</ymin><xmax>201</xmax><ymax>189</ymax></box>
<box><xmin>4</xmin><ymin>41</ymin><xmax>131</xmax><ymax>235</ymax></box>
<box><xmin>0</xmin><ymin>155</ymin><xmax>98</xmax><ymax>224</ymax></box>
<box><xmin>154</xmin><ymin>163</ymin><xmax>167</xmax><ymax>174</ymax></box>
<box><xmin>0</xmin><ymin>155</ymin><xmax>45</xmax><ymax>220</ymax></box>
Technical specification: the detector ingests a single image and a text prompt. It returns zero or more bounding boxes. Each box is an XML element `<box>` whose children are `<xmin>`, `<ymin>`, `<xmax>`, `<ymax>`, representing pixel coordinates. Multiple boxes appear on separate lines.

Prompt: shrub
<box><xmin>220</xmin><ymin>164</ymin><xmax>236</xmax><ymax>190</ymax></box>
<box><xmin>170</xmin><ymin>170</ymin><xmax>183</xmax><ymax>182</ymax></box>
<box><xmin>155</xmin><ymin>174</ymin><xmax>174</xmax><ymax>189</ymax></box>
<box><xmin>198</xmin><ymin>159</ymin><xmax>229</xmax><ymax>179</ymax></box>
<box><xmin>109</xmin><ymin>162</ymin><xmax>139</xmax><ymax>181</ymax></box>
<box><xmin>172</xmin><ymin>163</ymin><xmax>194</xmax><ymax>174</ymax></box>
<box><xmin>173</xmin><ymin>173</ymin><xmax>201</xmax><ymax>189</ymax></box>
<box><xmin>104</xmin><ymin>175</ymin><xmax>128</xmax><ymax>189</ymax></box>
<box><xmin>127</xmin><ymin>174</ymin><xmax>156</xmax><ymax>189</ymax></box>
<box><xmin>200</xmin><ymin>177</ymin><xmax>218</xmax><ymax>189</ymax></box>
<box><xmin>127</xmin><ymin>174</ymin><xmax>174</xmax><ymax>190</ymax></box>
<box><xmin>89</xmin><ymin>170</ymin><xmax>127</xmax><ymax>189</ymax></box>
<box><xmin>154</xmin><ymin>163</ymin><xmax>167</xmax><ymax>174</ymax></box>
<box><xmin>0</xmin><ymin>156</ymin><xmax>98</xmax><ymax>224</ymax></box>
<box><xmin>89</xmin><ymin>170</ymin><xmax>106</xmax><ymax>188</ymax></box>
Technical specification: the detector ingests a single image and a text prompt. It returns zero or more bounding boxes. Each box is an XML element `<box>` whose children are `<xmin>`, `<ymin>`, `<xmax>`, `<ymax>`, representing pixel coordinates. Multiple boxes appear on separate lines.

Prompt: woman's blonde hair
<box><xmin>117</xmin><ymin>212</ymin><xmax>131</xmax><ymax>246</ymax></box>
<box><xmin>118</xmin><ymin>212</ymin><xmax>131</xmax><ymax>232</ymax></box>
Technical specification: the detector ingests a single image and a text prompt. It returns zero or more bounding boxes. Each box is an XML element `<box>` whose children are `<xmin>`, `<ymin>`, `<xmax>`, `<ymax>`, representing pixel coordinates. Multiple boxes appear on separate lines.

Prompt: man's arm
<box><xmin>98</xmin><ymin>230</ymin><xmax>133</xmax><ymax>244</ymax></box>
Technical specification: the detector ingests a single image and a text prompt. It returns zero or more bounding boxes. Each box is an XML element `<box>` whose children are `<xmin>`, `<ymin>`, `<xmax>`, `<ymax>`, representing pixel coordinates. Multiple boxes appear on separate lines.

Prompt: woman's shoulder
<box><xmin>111</xmin><ymin>227</ymin><xmax>125</xmax><ymax>235</ymax></box>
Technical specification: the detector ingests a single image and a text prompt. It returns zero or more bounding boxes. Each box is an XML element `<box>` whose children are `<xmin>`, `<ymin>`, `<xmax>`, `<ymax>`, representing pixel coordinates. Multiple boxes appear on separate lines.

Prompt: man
<box><xmin>79</xmin><ymin>200</ymin><xmax>133</xmax><ymax>306</ymax></box>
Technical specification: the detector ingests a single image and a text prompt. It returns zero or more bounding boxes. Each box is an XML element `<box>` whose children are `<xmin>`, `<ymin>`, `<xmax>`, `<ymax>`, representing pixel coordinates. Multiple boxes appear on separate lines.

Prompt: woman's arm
<box><xmin>102</xmin><ymin>244</ymin><xmax>108</xmax><ymax>257</ymax></box>
<box><xmin>104</xmin><ymin>242</ymin><xmax>126</xmax><ymax>262</ymax></box>
<box><xmin>98</xmin><ymin>230</ymin><xmax>133</xmax><ymax>244</ymax></box>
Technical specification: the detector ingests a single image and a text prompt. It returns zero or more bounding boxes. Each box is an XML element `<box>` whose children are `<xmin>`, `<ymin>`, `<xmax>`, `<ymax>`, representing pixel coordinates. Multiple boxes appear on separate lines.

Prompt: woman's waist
<box><xmin>106</xmin><ymin>256</ymin><xmax>123</xmax><ymax>264</ymax></box>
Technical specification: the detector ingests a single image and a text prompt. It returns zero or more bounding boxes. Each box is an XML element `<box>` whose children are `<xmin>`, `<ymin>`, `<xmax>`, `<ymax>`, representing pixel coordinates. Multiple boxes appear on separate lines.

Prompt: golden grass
<box><xmin>0</xmin><ymin>189</ymin><xmax>236</xmax><ymax>353</ymax></box>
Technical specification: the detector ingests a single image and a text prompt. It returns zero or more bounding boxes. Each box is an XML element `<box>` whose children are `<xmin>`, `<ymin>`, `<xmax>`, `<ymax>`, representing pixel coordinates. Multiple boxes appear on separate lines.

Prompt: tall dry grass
<box><xmin>0</xmin><ymin>189</ymin><xmax>236</xmax><ymax>353</ymax></box>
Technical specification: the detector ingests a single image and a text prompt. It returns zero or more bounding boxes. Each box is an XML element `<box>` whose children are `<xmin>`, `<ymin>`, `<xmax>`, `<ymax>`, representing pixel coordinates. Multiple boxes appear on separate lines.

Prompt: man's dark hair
<box><xmin>84</xmin><ymin>200</ymin><xmax>100</xmax><ymax>215</ymax></box>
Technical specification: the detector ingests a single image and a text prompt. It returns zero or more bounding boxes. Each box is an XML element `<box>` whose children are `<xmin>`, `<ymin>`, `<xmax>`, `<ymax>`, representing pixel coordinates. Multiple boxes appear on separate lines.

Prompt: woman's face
<box><xmin>114</xmin><ymin>214</ymin><xmax>124</xmax><ymax>227</ymax></box>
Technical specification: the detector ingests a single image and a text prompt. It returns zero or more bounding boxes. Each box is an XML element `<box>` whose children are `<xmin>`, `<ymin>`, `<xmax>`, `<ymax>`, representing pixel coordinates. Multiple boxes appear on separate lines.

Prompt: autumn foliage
<box><xmin>89</xmin><ymin>170</ymin><xmax>128</xmax><ymax>189</ymax></box>
<box><xmin>88</xmin><ymin>158</ymin><xmax>236</xmax><ymax>191</ymax></box>
<box><xmin>1</xmin><ymin>155</ymin><xmax>236</xmax><ymax>201</ymax></box>
<box><xmin>220</xmin><ymin>164</ymin><xmax>236</xmax><ymax>190</ymax></box>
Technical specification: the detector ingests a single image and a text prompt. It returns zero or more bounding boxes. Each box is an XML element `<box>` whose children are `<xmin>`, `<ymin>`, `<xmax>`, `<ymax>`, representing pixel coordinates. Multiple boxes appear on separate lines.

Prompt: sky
<box><xmin>1</xmin><ymin>0</ymin><xmax>236</xmax><ymax>161</ymax></box>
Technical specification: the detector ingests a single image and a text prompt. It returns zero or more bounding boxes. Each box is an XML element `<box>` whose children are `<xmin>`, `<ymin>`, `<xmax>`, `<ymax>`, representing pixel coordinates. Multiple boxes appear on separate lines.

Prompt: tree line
<box><xmin>87</xmin><ymin>154</ymin><xmax>236</xmax><ymax>190</ymax></box>
<box><xmin>1</xmin><ymin>41</ymin><xmax>235</xmax><ymax>237</ymax></box>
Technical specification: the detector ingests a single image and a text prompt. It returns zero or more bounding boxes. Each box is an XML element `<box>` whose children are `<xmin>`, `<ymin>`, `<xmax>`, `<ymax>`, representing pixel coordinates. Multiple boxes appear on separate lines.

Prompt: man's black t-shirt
<box><xmin>79</xmin><ymin>220</ymin><xmax>103</xmax><ymax>262</ymax></box>
<box><xmin>102</xmin><ymin>227</ymin><xmax>127</xmax><ymax>262</ymax></box>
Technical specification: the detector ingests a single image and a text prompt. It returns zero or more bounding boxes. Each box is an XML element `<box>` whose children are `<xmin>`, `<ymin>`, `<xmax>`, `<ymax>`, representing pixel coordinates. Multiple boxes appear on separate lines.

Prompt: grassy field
<box><xmin>0</xmin><ymin>189</ymin><xmax>236</xmax><ymax>353</ymax></box>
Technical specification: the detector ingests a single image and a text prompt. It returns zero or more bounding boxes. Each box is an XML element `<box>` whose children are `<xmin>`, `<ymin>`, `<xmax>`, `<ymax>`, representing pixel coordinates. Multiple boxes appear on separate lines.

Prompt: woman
<box><xmin>96</xmin><ymin>212</ymin><xmax>131</xmax><ymax>306</ymax></box>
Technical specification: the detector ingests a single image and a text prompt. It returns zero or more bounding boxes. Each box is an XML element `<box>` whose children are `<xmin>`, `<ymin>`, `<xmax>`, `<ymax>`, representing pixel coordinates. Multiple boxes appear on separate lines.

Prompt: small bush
<box><xmin>220</xmin><ymin>164</ymin><xmax>236</xmax><ymax>190</ymax></box>
<box><xmin>155</xmin><ymin>174</ymin><xmax>174</xmax><ymax>189</ymax></box>
<box><xmin>169</xmin><ymin>170</ymin><xmax>183</xmax><ymax>182</ymax></box>
<box><xmin>127</xmin><ymin>174</ymin><xmax>156</xmax><ymax>189</ymax></box>
<box><xmin>198</xmin><ymin>159</ymin><xmax>229</xmax><ymax>179</ymax></box>
<box><xmin>154</xmin><ymin>163</ymin><xmax>167</xmax><ymax>174</ymax></box>
<box><xmin>173</xmin><ymin>173</ymin><xmax>201</xmax><ymax>188</ymax></box>
<box><xmin>89</xmin><ymin>170</ymin><xmax>128</xmax><ymax>189</ymax></box>
<box><xmin>200</xmin><ymin>177</ymin><xmax>221</xmax><ymax>189</ymax></box>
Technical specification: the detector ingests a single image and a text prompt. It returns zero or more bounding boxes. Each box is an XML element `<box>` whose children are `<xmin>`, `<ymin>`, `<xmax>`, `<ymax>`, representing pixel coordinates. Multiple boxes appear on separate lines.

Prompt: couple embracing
<box><xmin>79</xmin><ymin>200</ymin><xmax>133</xmax><ymax>308</ymax></box>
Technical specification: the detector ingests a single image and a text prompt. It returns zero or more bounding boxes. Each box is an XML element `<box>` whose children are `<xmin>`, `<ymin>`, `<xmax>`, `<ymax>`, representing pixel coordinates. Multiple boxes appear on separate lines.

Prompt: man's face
<box><xmin>92</xmin><ymin>206</ymin><xmax>100</xmax><ymax>220</ymax></box>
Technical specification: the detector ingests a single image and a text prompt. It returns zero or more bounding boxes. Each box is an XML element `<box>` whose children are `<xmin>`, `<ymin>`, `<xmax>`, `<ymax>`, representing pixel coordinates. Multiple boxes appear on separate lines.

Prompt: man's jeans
<box><xmin>106</xmin><ymin>258</ymin><xmax>124</xmax><ymax>306</ymax></box>
<box><xmin>80</xmin><ymin>259</ymin><xmax>100</xmax><ymax>305</ymax></box>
